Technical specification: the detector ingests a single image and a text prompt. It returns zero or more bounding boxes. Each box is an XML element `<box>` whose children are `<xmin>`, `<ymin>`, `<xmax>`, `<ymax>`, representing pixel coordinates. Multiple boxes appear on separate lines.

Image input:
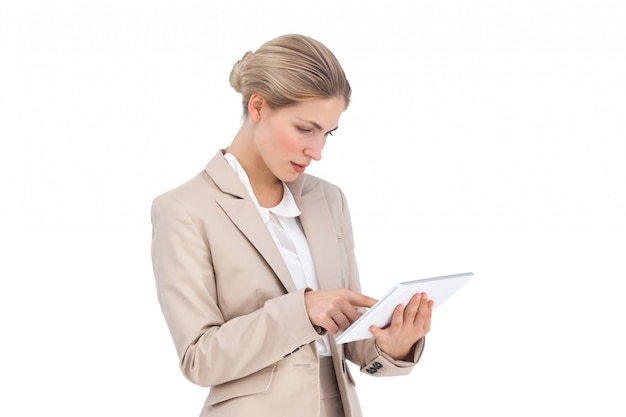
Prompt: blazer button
<box><xmin>365</xmin><ymin>361</ymin><xmax>383</xmax><ymax>374</ymax></box>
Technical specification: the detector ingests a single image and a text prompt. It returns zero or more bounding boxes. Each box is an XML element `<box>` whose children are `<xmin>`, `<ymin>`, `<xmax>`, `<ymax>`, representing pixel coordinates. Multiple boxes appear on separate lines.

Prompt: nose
<box><xmin>303</xmin><ymin>135</ymin><xmax>325</xmax><ymax>161</ymax></box>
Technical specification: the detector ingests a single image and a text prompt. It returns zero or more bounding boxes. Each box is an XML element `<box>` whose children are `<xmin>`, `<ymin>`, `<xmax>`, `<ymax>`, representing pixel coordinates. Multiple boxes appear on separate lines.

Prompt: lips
<box><xmin>291</xmin><ymin>162</ymin><xmax>307</xmax><ymax>173</ymax></box>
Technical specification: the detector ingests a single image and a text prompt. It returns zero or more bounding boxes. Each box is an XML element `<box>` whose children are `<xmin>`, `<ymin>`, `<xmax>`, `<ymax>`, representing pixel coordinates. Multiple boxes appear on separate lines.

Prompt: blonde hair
<box><xmin>229</xmin><ymin>34</ymin><xmax>351</xmax><ymax>116</ymax></box>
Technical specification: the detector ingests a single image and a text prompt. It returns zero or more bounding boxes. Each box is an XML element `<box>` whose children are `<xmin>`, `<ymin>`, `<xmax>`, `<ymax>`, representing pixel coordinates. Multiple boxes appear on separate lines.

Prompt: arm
<box><xmin>334</xmin><ymin>189</ymin><xmax>429</xmax><ymax>375</ymax></box>
<box><xmin>151</xmin><ymin>194</ymin><xmax>321</xmax><ymax>387</ymax></box>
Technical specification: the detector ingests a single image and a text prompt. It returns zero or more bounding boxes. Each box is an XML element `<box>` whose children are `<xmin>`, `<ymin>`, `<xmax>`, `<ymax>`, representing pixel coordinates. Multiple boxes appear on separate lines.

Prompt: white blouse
<box><xmin>224</xmin><ymin>153</ymin><xmax>331</xmax><ymax>356</ymax></box>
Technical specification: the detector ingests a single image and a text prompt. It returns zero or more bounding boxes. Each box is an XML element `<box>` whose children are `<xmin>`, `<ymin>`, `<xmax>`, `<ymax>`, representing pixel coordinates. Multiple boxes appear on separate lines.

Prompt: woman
<box><xmin>151</xmin><ymin>34</ymin><xmax>433</xmax><ymax>417</ymax></box>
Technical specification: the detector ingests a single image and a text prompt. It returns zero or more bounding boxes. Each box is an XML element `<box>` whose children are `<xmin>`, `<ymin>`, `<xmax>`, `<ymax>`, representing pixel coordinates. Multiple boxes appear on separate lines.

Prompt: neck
<box><xmin>228</xmin><ymin>120</ymin><xmax>283</xmax><ymax>207</ymax></box>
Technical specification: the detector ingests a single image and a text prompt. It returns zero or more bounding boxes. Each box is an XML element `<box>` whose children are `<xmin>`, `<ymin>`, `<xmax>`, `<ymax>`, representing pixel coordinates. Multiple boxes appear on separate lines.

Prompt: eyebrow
<box><xmin>298</xmin><ymin>117</ymin><xmax>339</xmax><ymax>134</ymax></box>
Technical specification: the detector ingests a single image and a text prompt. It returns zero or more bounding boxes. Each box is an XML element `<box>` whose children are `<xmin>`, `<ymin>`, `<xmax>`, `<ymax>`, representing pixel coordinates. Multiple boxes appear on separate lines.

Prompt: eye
<box><xmin>297</xmin><ymin>127</ymin><xmax>311</xmax><ymax>133</ymax></box>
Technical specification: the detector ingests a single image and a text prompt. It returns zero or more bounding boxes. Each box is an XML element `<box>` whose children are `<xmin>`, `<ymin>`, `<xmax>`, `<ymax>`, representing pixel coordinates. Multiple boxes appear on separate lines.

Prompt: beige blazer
<box><xmin>151</xmin><ymin>150</ymin><xmax>425</xmax><ymax>417</ymax></box>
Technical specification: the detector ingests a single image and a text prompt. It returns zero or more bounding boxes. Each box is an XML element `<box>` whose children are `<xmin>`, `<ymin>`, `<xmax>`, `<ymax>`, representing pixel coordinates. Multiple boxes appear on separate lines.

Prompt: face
<box><xmin>251</xmin><ymin>96</ymin><xmax>346</xmax><ymax>182</ymax></box>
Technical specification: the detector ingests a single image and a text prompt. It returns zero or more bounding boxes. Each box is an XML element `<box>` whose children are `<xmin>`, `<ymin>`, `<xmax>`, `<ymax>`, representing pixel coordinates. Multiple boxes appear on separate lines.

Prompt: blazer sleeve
<box><xmin>151</xmin><ymin>193</ymin><xmax>322</xmax><ymax>388</ymax></box>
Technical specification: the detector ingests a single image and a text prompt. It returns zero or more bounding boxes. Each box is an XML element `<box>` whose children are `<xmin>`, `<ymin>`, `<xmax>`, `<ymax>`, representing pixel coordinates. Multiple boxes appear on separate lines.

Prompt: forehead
<box><xmin>280</xmin><ymin>97</ymin><xmax>345</xmax><ymax>127</ymax></box>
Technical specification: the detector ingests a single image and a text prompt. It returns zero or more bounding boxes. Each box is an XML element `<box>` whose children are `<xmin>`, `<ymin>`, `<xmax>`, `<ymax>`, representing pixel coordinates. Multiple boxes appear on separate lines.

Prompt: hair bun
<box><xmin>229</xmin><ymin>51</ymin><xmax>253</xmax><ymax>92</ymax></box>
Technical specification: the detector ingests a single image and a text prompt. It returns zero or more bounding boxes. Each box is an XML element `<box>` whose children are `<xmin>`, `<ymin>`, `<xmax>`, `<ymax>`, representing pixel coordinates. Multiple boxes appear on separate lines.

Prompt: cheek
<box><xmin>280</xmin><ymin>134</ymin><xmax>300</xmax><ymax>153</ymax></box>
<box><xmin>264</xmin><ymin>126</ymin><xmax>300</xmax><ymax>156</ymax></box>
<box><xmin>276</xmin><ymin>131</ymin><xmax>301</xmax><ymax>154</ymax></box>
<box><xmin>255</xmin><ymin>120</ymin><xmax>301</xmax><ymax>157</ymax></box>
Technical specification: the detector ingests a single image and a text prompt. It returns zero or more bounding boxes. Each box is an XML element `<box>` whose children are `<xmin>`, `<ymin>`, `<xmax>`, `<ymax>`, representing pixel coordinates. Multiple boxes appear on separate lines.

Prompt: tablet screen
<box><xmin>334</xmin><ymin>272</ymin><xmax>473</xmax><ymax>344</ymax></box>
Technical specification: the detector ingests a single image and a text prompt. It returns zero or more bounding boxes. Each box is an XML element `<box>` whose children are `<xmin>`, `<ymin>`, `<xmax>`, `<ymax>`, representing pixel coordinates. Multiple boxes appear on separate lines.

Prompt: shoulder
<box><xmin>152</xmin><ymin>170</ymin><xmax>214</xmax><ymax>208</ymax></box>
<box><xmin>294</xmin><ymin>173</ymin><xmax>350</xmax><ymax>215</ymax></box>
<box><xmin>152</xmin><ymin>150</ymin><xmax>240</xmax><ymax>210</ymax></box>
<box><xmin>300</xmin><ymin>173</ymin><xmax>346</xmax><ymax>198</ymax></box>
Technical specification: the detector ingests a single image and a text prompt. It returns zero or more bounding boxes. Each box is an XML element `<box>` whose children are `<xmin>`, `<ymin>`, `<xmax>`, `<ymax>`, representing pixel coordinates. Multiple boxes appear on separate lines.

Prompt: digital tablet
<box><xmin>334</xmin><ymin>272</ymin><xmax>473</xmax><ymax>344</ymax></box>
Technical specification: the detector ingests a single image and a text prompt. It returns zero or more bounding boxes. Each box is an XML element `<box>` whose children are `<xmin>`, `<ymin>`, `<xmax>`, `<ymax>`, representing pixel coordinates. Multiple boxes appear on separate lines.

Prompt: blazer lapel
<box><xmin>290</xmin><ymin>179</ymin><xmax>342</xmax><ymax>291</ymax></box>
<box><xmin>206</xmin><ymin>151</ymin><xmax>297</xmax><ymax>293</ymax></box>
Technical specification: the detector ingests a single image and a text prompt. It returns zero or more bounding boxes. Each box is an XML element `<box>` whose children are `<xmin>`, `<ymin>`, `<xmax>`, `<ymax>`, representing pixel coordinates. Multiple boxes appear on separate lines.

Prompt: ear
<box><xmin>248</xmin><ymin>94</ymin><xmax>265</xmax><ymax>122</ymax></box>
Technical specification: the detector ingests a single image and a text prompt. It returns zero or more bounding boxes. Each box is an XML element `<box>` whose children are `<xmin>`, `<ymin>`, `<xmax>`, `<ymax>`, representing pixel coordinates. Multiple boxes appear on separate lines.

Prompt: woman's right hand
<box><xmin>304</xmin><ymin>289</ymin><xmax>377</xmax><ymax>334</ymax></box>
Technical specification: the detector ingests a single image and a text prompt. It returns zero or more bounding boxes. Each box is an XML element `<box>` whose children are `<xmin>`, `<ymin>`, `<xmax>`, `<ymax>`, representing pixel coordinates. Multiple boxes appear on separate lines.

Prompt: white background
<box><xmin>1</xmin><ymin>1</ymin><xmax>625</xmax><ymax>416</ymax></box>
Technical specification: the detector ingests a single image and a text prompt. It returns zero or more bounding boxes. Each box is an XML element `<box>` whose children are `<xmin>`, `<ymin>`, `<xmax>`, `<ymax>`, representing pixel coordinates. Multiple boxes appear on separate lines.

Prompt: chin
<box><xmin>284</xmin><ymin>174</ymin><xmax>300</xmax><ymax>183</ymax></box>
<box><xmin>281</xmin><ymin>171</ymin><xmax>301</xmax><ymax>183</ymax></box>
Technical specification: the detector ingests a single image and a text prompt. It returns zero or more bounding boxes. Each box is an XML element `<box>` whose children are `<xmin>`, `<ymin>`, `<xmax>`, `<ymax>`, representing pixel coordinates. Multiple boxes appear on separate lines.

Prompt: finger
<box><xmin>423</xmin><ymin>312</ymin><xmax>432</xmax><ymax>334</ymax></box>
<box><xmin>413</xmin><ymin>293</ymin><xmax>431</xmax><ymax>325</ymax></box>
<box><xmin>343</xmin><ymin>304</ymin><xmax>365</xmax><ymax>323</ymax></box>
<box><xmin>403</xmin><ymin>293</ymin><xmax>423</xmax><ymax>321</ymax></box>
<box><xmin>322</xmin><ymin>317</ymin><xmax>339</xmax><ymax>334</ymax></box>
<box><xmin>348</xmin><ymin>292</ymin><xmax>378</xmax><ymax>308</ymax></box>
<box><xmin>331</xmin><ymin>312</ymin><xmax>351</xmax><ymax>333</ymax></box>
<box><xmin>389</xmin><ymin>304</ymin><xmax>405</xmax><ymax>328</ymax></box>
<box><xmin>422</xmin><ymin>300</ymin><xmax>434</xmax><ymax>333</ymax></box>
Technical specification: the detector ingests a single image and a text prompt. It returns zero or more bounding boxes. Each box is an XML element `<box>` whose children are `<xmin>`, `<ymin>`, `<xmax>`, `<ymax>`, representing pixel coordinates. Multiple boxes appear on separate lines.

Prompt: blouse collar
<box><xmin>224</xmin><ymin>153</ymin><xmax>301</xmax><ymax>223</ymax></box>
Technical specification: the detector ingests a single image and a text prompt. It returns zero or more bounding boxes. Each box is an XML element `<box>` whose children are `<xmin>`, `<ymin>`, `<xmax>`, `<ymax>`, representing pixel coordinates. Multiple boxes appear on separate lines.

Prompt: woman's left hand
<box><xmin>369</xmin><ymin>292</ymin><xmax>434</xmax><ymax>361</ymax></box>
